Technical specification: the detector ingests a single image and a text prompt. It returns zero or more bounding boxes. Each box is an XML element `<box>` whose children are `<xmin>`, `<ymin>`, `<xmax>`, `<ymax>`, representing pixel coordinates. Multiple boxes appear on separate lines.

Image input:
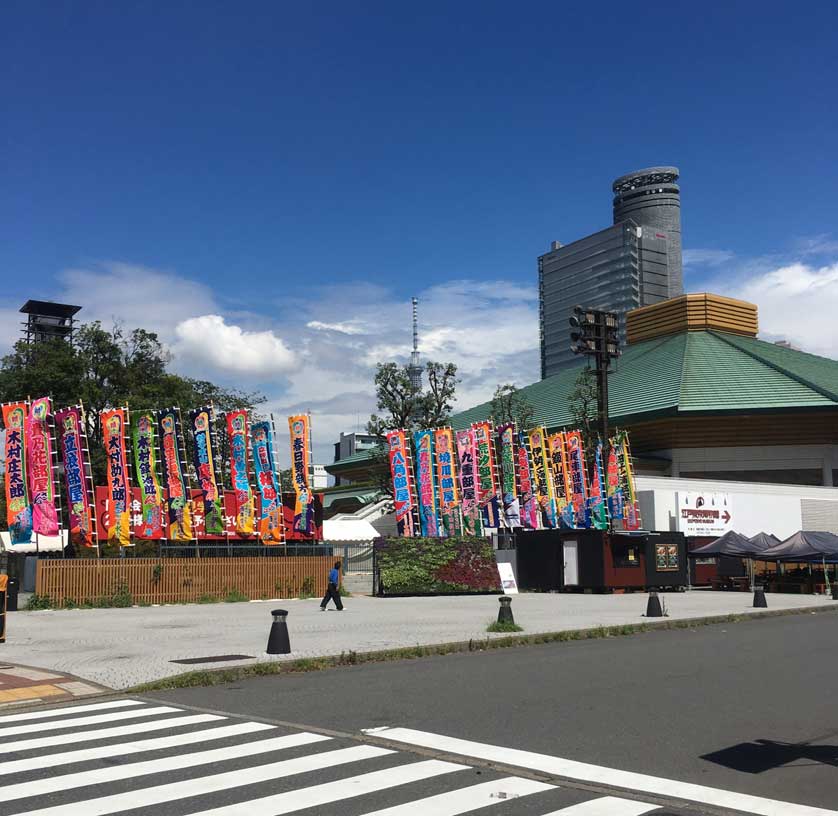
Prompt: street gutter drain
<box><xmin>170</xmin><ymin>655</ymin><xmax>255</xmax><ymax>665</ymax></box>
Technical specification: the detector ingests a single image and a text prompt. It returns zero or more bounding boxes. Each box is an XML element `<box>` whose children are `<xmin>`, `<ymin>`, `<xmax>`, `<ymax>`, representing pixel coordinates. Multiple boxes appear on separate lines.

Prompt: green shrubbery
<box><xmin>377</xmin><ymin>536</ymin><xmax>500</xmax><ymax>595</ymax></box>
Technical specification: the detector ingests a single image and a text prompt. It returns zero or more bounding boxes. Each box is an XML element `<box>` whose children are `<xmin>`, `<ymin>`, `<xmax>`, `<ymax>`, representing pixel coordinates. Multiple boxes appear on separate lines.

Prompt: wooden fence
<box><xmin>36</xmin><ymin>557</ymin><xmax>336</xmax><ymax>605</ymax></box>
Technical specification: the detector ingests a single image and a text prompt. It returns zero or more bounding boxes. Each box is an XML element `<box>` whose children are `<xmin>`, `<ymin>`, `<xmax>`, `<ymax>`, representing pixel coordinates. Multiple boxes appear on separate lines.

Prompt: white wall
<box><xmin>636</xmin><ymin>475</ymin><xmax>838</xmax><ymax>539</ymax></box>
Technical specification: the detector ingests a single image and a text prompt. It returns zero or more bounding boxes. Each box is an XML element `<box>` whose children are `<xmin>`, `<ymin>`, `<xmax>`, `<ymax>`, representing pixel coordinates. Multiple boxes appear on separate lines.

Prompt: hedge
<box><xmin>376</xmin><ymin>536</ymin><xmax>501</xmax><ymax>595</ymax></box>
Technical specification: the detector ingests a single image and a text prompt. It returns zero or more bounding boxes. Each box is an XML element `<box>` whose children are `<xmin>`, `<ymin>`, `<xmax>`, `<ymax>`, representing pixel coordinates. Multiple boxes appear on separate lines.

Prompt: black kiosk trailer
<box><xmin>515</xmin><ymin>529</ymin><xmax>687</xmax><ymax>592</ymax></box>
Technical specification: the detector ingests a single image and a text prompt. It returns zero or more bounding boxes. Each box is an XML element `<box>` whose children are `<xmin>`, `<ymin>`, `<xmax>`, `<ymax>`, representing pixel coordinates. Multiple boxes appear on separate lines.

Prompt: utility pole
<box><xmin>569</xmin><ymin>307</ymin><xmax>620</xmax><ymax>442</ymax></box>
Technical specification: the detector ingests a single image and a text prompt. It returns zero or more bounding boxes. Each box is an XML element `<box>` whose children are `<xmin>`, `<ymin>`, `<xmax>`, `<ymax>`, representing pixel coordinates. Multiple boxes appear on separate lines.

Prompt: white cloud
<box><xmin>270</xmin><ymin>278</ymin><xmax>540</xmax><ymax>462</ymax></box>
<box><xmin>729</xmin><ymin>261</ymin><xmax>838</xmax><ymax>359</ymax></box>
<box><xmin>683</xmin><ymin>248</ymin><xmax>735</xmax><ymax>267</ymax></box>
<box><xmin>57</xmin><ymin>262</ymin><xmax>219</xmax><ymax>338</ymax></box>
<box><xmin>306</xmin><ymin>320</ymin><xmax>367</xmax><ymax>335</ymax></box>
<box><xmin>172</xmin><ymin>315</ymin><xmax>297</xmax><ymax>377</ymax></box>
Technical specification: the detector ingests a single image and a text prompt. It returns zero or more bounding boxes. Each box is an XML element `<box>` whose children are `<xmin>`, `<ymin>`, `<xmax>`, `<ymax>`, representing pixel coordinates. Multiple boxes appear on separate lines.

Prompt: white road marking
<box><xmin>16</xmin><ymin>744</ymin><xmax>393</xmax><ymax>816</ymax></box>
<box><xmin>0</xmin><ymin>706</ymin><xmax>180</xmax><ymax>738</ymax></box>
<box><xmin>184</xmin><ymin>759</ymin><xmax>468</xmax><ymax>816</ymax></box>
<box><xmin>366</xmin><ymin>728</ymin><xmax>836</xmax><ymax>816</ymax></box>
<box><xmin>357</xmin><ymin>776</ymin><xmax>554</xmax><ymax>814</ymax></box>
<box><xmin>0</xmin><ymin>713</ymin><xmax>223</xmax><ymax>754</ymax></box>
<box><xmin>0</xmin><ymin>720</ymin><xmax>270</xmax><ymax>773</ymax></box>
<box><xmin>0</xmin><ymin>699</ymin><xmax>141</xmax><ymax>723</ymax></box>
<box><xmin>541</xmin><ymin>797</ymin><xmax>661</xmax><ymax>814</ymax></box>
<box><xmin>0</xmin><ymin>731</ymin><xmax>328</xmax><ymax>802</ymax></box>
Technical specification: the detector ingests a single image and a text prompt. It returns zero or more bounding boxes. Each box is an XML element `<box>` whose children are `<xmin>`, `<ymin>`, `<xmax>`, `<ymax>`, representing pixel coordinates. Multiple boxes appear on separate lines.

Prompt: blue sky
<box><xmin>2</xmin><ymin>2</ymin><xmax>837</xmax><ymax>459</ymax></box>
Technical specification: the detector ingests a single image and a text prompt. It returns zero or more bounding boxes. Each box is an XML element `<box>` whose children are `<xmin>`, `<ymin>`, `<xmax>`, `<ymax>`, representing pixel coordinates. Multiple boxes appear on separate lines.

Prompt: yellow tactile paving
<box><xmin>0</xmin><ymin>684</ymin><xmax>67</xmax><ymax>703</ymax></box>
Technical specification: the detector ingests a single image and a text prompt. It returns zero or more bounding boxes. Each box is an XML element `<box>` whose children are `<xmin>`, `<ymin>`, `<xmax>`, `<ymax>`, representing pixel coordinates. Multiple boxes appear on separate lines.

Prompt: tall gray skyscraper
<box><xmin>612</xmin><ymin>167</ymin><xmax>682</xmax><ymax>296</ymax></box>
<box><xmin>538</xmin><ymin>166</ymin><xmax>683</xmax><ymax>378</ymax></box>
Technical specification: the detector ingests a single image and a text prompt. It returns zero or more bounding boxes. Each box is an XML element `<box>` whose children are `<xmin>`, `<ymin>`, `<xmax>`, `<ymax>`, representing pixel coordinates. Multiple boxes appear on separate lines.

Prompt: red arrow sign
<box><xmin>722</xmin><ymin>510</ymin><xmax>731</xmax><ymax>524</ymax></box>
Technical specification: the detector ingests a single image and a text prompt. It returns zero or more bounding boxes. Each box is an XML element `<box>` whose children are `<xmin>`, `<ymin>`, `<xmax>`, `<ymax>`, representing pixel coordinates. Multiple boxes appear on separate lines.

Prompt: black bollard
<box><xmin>753</xmin><ymin>587</ymin><xmax>768</xmax><ymax>608</ymax></box>
<box><xmin>832</xmin><ymin>584</ymin><xmax>838</xmax><ymax>601</ymax></box>
<box><xmin>266</xmin><ymin>609</ymin><xmax>291</xmax><ymax>655</ymax></box>
<box><xmin>497</xmin><ymin>596</ymin><xmax>514</xmax><ymax>625</ymax></box>
<box><xmin>645</xmin><ymin>591</ymin><xmax>664</xmax><ymax>618</ymax></box>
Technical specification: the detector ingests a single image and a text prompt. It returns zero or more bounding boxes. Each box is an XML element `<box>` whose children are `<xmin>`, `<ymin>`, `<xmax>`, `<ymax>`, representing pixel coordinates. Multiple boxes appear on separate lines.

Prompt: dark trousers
<box><xmin>321</xmin><ymin>582</ymin><xmax>343</xmax><ymax>610</ymax></box>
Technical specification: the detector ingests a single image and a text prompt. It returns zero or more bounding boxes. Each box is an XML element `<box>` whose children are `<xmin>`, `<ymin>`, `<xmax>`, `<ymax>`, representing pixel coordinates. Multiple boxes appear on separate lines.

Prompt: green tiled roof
<box><xmin>449</xmin><ymin>330</ymin><xmax>838</xmax><ymax>431</ymax></box>
<box><xmin>326</xmin><ymin>446</ymin><xmax>382</xmax><ymax>473</ymax></box>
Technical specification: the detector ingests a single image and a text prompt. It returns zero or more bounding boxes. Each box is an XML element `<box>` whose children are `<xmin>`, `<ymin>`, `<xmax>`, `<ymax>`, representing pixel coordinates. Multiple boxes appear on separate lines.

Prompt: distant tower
<box><xmin>408</xmin><ymin>297</ymin><xmax>422</xmax><ymax>390</ymax></box>
<box><xmin>612</xmin><ymin>166</ymin><xmax>683</xmax><ymax>297</ymax></box>
<box><xmin>20</xmin><ymin>300</ymin><xmax>82</xmax><ymax>344</ymax></box>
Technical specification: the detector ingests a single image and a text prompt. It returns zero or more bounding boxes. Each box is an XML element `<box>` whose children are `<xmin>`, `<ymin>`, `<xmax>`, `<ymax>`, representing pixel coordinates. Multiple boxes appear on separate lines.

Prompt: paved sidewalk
<box><xmin>0</xmin><ymin>591</ymin><xmax>832</xmax><ymax>690</ymax></box>
<box><xmin>0</xmin><ymin>662</ymin><xmax>107</xmax><ymax>708</ymax></box>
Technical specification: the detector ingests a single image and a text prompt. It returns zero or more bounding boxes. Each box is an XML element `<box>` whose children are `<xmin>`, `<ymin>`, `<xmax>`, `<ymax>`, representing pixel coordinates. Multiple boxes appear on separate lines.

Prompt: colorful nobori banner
<box><xmin>496</xmin><ymin>423</ymin><xmax>521</xmax><ymax>529</ymax></box>
<box><xmin>251</xmin><ymin>420</ymin><xmax>284</xmax><ymax>544</ymax></box>
<box><xmin>101</xmin><ymin>407</ymin><xmax>131</xmax><ymax>546</ymax></box>
<box><xmin>55</xmin><ymin>406</ymin><xmax>95</xmax><ymax>547</ymax></box>
<box><xmin>156</xmin><ymin>408</ymin><xmax>193</xmax><ymax>541</ymax></box>
<box><xmin>412</xmin><ymin>429</ymin><xmax>440</xmax><ymax>537</ymax></box>
<box><xmin>131</xmin><ymin>412</ymin><xmax>164</xmax><ymax>539</ymax></box>
<box><xmin>189</xmin><ymin>406</ymin><xmax>225</xmax><ymax>535</ymax></box>
<box><xmin>516</xmin><ymin>430</ymin><xmax>539</xmax><ymax>530</ymax></box>
<box><xmin>619</xmin><ymin>430</ymin><xmax>642</xmax><ymax>531</ymax></box>
<box><xmin>2</xmin><ymin>402</ymin><xmax>32</xmax><ymax>544</ymax></box>
<box><xmin>472</xmin><ymin>421</ymin><xmax>501</xmax><ymax>528</ymax></box>
<box><xmin>588</xmin><ymin>440</ymin><xmax>608</xmax><ymax>530</ymax></box>
<box><xmin>605</xmin><ymin>438</ymin><xmax>624</xmax><ymax>521</ymax></box>
<box><xmin>386</xmin><ymin>429</ymin><xmax>416</xmax><ymax>538</ymax></box>
<box><xmin>455</xmin><ymin>429</ymin><xmax>482</xmax><ymax>536</ymax></box>
<box><xmin>27</xmin><ymin>397</ymin><xmax>60</xmax><ymax>537</ymax></box>
<box><xmin>565</xmin><ymin>430</ymin><xmax>590</xmax><ymax>529</ymax></box>
<box><xmin>547</xmin><ymin>432</ymin><xmax>575</xmax><ymax>529</ymax></box>
<box><xmin>434</xmin><ymin>427</ymin><xmax>460</xmax><ymax>537</ymax></box>
<box><xmin>226</xmin><ymin>410</ymin><xmax>255</xmax><ymax>536</ymax></box>
<box><xmin>527</xmin><ymin>426</ymin><xmax>558</xmax><ymax>528</ymax></box>
<box><xmin>288</xmin><ymin>414</ymin><xmax>314</xmax><ymax>535</ymax></box>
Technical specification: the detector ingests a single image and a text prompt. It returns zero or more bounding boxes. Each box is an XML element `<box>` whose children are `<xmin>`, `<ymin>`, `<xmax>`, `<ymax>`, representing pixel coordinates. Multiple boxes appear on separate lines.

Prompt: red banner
<box><xmin>95</xmin><ymin>488</ymin><xmax>323</xmax><ymax>542</ymax></box>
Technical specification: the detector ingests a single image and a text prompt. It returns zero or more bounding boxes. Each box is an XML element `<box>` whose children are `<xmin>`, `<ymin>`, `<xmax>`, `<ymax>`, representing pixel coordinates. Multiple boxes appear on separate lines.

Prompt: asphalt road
<box><xmin>145</xmin><ymin>612</ymin><xmax>838</xmax><ymax>813</ymax></box>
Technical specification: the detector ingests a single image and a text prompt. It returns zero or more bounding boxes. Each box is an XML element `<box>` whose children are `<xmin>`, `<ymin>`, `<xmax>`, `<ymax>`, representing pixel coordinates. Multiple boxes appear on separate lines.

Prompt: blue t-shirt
<box><xmin>329</xmin><ymin>568</ymin><xmax>339</xmax><ymax>584</ymax></box>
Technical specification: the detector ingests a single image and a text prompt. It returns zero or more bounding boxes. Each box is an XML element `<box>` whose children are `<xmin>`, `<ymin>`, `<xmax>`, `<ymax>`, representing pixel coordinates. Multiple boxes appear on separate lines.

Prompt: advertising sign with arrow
<box><xmin>678</xmin><ymin>492</ymin><xmax>733</xmax><ymax>536</ymax></box>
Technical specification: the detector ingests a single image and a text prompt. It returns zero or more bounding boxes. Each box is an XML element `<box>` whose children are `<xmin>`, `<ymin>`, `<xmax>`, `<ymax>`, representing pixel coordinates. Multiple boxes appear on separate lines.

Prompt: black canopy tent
<box><xmin>760</xmin><ymin>531</ymin><xmax>838</xmax><ymax>561</ymax></box>
<box><xmin>748</xmin><ymin>532</ymin><xmax>781</xmax><ymax>552</ymax></box>
<box><xmin>689</xmin><ymin>530</ymin><xmax>761</xmax><ymax>558</ymax></box>
<box><xmin>760</xmin><ymin>531</ymin><xmax>838</xmax><ymax>594</ymax></box>
<box><xmin>690</xmin><ymin>531</ymin><xmax>783</xmax><ymax>590</ymax></box>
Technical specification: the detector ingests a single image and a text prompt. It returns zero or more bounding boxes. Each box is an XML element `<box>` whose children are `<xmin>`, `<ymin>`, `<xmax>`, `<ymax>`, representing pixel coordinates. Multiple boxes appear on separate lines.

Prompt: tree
<box><xmin>366</xmin><ymin>359</ymin><xmax>458</xmax><ymax>508</ymax></box>
<box><xmin>0</xmin><ymin>321</ymin><xmax>266</xmax><ymax>487</ymax></box>
<box><xmin>568</xmin><ymin>366</ymin><xmax>598</xmax><ymax>466</ymax></box>
<box><xmin>491</xmin><ymin>383</ymin><xmax>535</xmax><ymax>430</ymax></box>
<box><xmin>366</xmin><ymin>360</ymin><xmax>458</xmax><ymax>435</ymax></box>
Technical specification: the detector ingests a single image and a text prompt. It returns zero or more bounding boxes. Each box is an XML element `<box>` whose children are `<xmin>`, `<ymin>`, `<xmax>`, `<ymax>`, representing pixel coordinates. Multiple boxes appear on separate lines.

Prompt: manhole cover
<box><xmin>170</xmin><ymin>655</ymin><xmax>255</xmax><ymax>665</ymax></box>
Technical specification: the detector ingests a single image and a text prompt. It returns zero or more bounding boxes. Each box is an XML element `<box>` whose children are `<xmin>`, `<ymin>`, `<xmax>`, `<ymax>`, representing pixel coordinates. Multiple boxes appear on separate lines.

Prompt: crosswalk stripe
<box><xmin>367</xmin><ymin>728</ymin><xmax>834</xmax><ymax>816</ymax></box>
<box><xmin>0</xmin><ymin>730</ymin><xmax>329</xmax><ymax>802</ymax></box>
<box><xmin>357</xmin><ymin>775</ymin><xmax>554</xmax><ymax>814</ymax></box>
<box><xmin>540</xmin><ymin>798</ymin><xmax>661</xmax><ymax>815</ymax></box>
<box><xmin>0</xmin><ymin>706</ymin><xmax>181</xmax><ymax>738</ymax></box>
<box><xmin>0</xmin><ymin>720</ymin><xmax>271</xmax><ymax>774</ymax></box>
<box><xmin>184</xmin><ymin>759</ymin><xmax>469</xmax><ymax>816</ymax></box>
<box><xmin>0</xmin><ymin>700</ymin><xmax>142</xmax><ymax>724</ymax></box>
<box><xmin>16</xmin><ymin>744</ymin><xmax>394</xmax><ymax>816</ymax></box>
<box><xmin>0</xmin><ymin>713</ymin><xmax>224</xmax><ymax>754</ymax></box>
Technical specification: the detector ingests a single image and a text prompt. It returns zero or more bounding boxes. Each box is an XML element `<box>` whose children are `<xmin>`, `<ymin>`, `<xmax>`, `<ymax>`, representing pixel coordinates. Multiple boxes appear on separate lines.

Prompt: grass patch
<box><xmin>129</xmin><ymin>605</ymin><xmax>838</xmax><ymax>693</ymax></box>
<box><xmin>25</xmin><ymin>594</ymin><xmax>53</xmax><ymax>610</ymax></box>
<box><xmin>486</xmin><ymin>619</ymin><xmax>523</xmax><ymax>633</ymax></box>
<box><xmin>223</xmin><ymin>589</ymin><xmax>249</xmax><ymax>603</ymax></box>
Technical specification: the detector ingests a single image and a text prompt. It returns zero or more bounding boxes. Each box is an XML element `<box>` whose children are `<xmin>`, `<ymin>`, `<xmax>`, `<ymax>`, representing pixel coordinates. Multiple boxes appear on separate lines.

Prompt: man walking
<box><xmin>320</xmin><ymin>561</ymin><xmax>344</xmax><ymax>611</ymax></box>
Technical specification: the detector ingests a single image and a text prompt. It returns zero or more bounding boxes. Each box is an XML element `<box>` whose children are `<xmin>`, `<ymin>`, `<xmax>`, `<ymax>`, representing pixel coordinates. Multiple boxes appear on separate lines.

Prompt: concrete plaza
<box><xmin>1</xmin><ymin>591</ymin><xmax>832</xmax><ymax>690</ymax></box>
